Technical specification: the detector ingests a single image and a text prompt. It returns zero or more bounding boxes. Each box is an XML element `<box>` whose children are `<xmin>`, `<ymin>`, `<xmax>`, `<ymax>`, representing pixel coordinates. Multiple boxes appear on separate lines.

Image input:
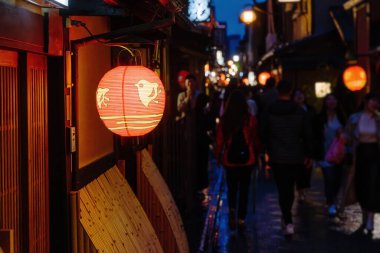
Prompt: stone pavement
<box><xmin>183</xmin><ymin>155</ymin><xmax>380</xmax><ymax>253</ymax></box>
<box><xmin>210</xmin><ymin>167</ymin><xmax>380</xmax><ymax>253</ymax></box>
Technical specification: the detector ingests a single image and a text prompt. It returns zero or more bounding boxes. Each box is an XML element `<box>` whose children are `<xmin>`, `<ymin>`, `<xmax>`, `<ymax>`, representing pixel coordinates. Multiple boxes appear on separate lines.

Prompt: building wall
<box><xmin>313</xmin><ymin>0</ymin><xmax>346</xmax><ymax>34</ymax></box>
<box><xmin>292</xmin><ymin>0</ymin><xmax>312</xmax><ymax>40</ymax></box>
<box><xmin>69</xmin><ymin>16</ymin><xmax>114</xmax><ymax>168</ymax></box>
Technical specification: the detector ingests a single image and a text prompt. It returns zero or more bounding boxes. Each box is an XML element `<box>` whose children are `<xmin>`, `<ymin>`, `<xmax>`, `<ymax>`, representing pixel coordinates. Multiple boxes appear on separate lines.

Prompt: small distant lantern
<box><xmin>258</xmin><ymin>71</ymin><xmax>271</xmax><ymax>85</ymax></box>
<box><xmin>177</xmin><ymin>70</ymin><xmax>189</xmax><ymax>89</ymax></box>
<box><xmin>96</xmin><ymin>66</ymin><xmax>166</xmax><ymax>137</ymax></box>
<box><xmin>343</xmin><ymin>65</ymin><xmax>367</xmax><ymax>91</ymax></box>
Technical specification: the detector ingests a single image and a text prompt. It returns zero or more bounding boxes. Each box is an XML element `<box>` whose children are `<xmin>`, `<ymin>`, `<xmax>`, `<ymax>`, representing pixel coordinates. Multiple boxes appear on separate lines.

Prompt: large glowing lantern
<box><xmin>343</xmin><ymin>65</ymin><xmax>367</xmax><ymax>91</ymax></box>
<box><xmin>258</xmin><ymin>71</ymin><xmax>271</xmax><ymax>85</ymax></box>
<box><xmin>96</xmin><ymin>66</ymin><xmax>166</xmax><ymax>137</ymax></box>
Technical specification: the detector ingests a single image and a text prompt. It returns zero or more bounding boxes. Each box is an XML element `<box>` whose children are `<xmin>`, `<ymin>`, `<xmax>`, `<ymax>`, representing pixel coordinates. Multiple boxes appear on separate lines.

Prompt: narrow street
<box><xmin>198</xmin><ymin>158</ymin><xmax>380</xmax><ymax>253</ymax></box>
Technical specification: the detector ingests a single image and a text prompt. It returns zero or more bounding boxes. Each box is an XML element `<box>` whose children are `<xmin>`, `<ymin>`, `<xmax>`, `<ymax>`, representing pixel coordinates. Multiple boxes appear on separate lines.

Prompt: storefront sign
<box><xmin>188</xmin><ymin>0</ymin><xmax>211</xmax><ymax>22</ymax></box>
<box><xmin>315</xmin><ymin>82</ymin><xmax>331</xmax><ymax>98</ymax></box>
<box><xmin>47</xmin><ymin>0</ymin><xmax>68</xmax><ymax>7</ymax></box>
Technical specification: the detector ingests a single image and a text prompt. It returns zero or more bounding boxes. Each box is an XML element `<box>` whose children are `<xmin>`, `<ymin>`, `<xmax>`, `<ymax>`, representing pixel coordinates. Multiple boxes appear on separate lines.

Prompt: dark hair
<box><xmin>195</xmin><ymin>93</ymin><xmax>209</xmax><ymax>112</ymax></box>
<box><xmin>364</xmin><ymin>92</ymin><xmax>380</xmax><ymax>102</ymax></box>
<box><xmin>265</xmin><ymin>77</ymin><xmax>276</xmax><ymax>88</ymax></box>
<box><xmin>291</xmin><ymin>88</ymin><xmax>303</xmax><ymax>99</ymax></box>
<box><xmin>185</xmin><ymin>74</ymin><xmax>197</xmax><ymax>81</ymax></box>
<box><xmin>221</xmin><ymin>90</ymin><xmax>249</xmax><ymax>139</ymax></box>
<box><xmin>229</xmin><ymin>77</ymin><xmax>239</xmax><ymax>88</ymax></box>
<box><xmin>277</xmin><ymin>79</ymin><xmax>294</xmax><ymax>96</ymax></box>
<box><xmin>319</xmin><ymin>93</ymin><xmax>346</xmax><ymax>125</ymax></box>
<box><xmin>357</xmin><ymin>92</ymin><xmax>380</xmax><ymax>111</ymax></box>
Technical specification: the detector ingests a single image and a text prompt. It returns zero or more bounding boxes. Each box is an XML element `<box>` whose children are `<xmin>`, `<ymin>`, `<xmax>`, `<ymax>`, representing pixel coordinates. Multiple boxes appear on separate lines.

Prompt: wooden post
<box><xmin>0</xmin><ymin>230</ymin><xmax>14</xmax><ymax>253</ymax></box>
<box><xmin>70</xmin><ymin>192</ymin><xmax>79</xmax><ymax>253</ymax></box>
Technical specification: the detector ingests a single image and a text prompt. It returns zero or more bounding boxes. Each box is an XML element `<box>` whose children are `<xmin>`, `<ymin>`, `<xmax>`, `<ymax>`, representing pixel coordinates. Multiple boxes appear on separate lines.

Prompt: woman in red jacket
<box><xmin>215</xmin><ymin>89</ymin><xmax>260</xmax><ymax>230</ymax></box>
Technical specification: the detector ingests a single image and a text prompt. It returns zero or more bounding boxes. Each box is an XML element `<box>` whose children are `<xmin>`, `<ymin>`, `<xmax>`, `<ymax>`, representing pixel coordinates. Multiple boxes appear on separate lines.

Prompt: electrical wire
<box><xmin>72</xmin><ymin>19</ymin><xmax>136</xmax><ymax>61</ymax></box>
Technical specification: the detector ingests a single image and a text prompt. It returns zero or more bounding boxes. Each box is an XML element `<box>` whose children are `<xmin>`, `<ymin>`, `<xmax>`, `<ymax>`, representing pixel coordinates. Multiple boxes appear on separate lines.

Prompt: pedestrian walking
<box><xmin>262</xmin><ymin>80</ymin><xmax>313</xmax><ymax>235</ymax></box>
<box><xmin>343</xmin><ymin>93</ymin><xmax>380</xmax><ymax>237</ymax></box>
<box><xmin>219</xmin><ymin>77</ymin><xmax>240</xmax><ymax>116</ymax></box>
<box><xmin>177</xmin><ymin>74</ymin><xmax>203</xmax><ymax>215</ymax></box>
<box><xmin>194</xmin><ymin>92</ymin><xmax>213</xmax><ymax>204</ymax></box>
<box><xmin>315</xmin><ymin>93</ymin><xmax>346</xmax><ymax>218</ymax></box>
<box><xmin>215</xmin><ymin>90</ymin><xmax>260</xmax><ymax>230</ymax></box>
<box><xmin>292</xmin><ymin>88</ymin><xmax>317</xmax><ymax>203</ymax></box>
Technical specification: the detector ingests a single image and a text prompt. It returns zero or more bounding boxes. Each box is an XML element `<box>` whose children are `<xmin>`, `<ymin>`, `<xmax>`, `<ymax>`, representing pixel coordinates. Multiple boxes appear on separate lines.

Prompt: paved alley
<box><xmin>205</xmin><ymin>165</ymin><xmax>380</xmax><ymax>253</ymax></box>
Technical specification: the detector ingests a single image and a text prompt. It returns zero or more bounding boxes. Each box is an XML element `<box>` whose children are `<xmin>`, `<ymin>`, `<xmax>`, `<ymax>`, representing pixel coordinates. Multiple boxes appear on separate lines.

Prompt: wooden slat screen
<box><xmin>27</xmin><ymin>54</ymin><xmax>49</xmax><ymax>253</ymax></box>
<box><xmin>78</xmin><ymin>166</ymin><xmax>163</xmax><ymax>253</ymax></box>
<box><xmin>0</xmin><ymin>50</ymin><xmax>20</xmax><ymax>253</ymax></box>
<box><xmin>137</xmin><ymin>149</ymin><xmax>189</xmax><ymax>253</ymax></box>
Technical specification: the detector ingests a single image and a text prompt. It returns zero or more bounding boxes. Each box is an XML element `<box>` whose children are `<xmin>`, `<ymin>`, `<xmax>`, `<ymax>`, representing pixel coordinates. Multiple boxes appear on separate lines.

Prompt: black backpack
<box><xmin>227</xmin><ymin>129</ymin><xmax>249</xmax><ymax>164</ymax></box>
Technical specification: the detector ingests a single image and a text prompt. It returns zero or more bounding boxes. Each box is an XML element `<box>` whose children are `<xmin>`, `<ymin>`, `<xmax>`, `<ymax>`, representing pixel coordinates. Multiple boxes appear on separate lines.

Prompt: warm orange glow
<box><xmin>258</xmin><ymin>71</ymin><xmax>271</xmax><ymax>85</ymax></box>
<box><xmin>96</xmin><ymin>66</ymin><xmax>165</xmax><ymax>136</ymax></box>
<box><xmin>242</xmin><ymin>77</ymin><xmax>249</xmax><ymax>86</ymax></box>
<box><xmin>343</xmin><ymin>65</ymin><xmax>367</xmax><ymax>91</ymax></box>
<box><xmin>240</xmin><ymin>8</ymin><xmax>256</xmax><ymax>24</ymax></box>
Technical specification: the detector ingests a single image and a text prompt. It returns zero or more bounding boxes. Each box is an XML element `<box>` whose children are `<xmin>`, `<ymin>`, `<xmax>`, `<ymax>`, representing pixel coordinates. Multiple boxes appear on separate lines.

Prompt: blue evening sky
<box><xmin>212</xmin><ymin>0</ymin><xmax>266</xmax><ymax>38</ymax></box>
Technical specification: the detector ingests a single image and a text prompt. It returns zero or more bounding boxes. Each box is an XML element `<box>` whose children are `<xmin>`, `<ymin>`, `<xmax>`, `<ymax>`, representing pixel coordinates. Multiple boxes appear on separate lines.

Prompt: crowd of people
<box><xmin>176</xmin><ymin>73</ymin><xmax>380</xmax><ymax>238</ymax></box>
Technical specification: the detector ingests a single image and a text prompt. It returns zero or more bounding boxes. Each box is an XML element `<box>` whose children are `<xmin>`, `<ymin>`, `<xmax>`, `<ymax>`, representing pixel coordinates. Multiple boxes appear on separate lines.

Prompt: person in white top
<box><xmin>344</xmin><ymin>93</ymin><xmax>380</xmax><ymax>238</ymax></box>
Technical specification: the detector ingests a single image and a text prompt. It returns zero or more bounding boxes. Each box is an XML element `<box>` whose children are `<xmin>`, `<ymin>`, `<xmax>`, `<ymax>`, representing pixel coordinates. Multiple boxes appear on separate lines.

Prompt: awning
<box><xmin>259</xmin><ymin>30</ymin><xmax>346</xmax><ymax>70</ymax></box>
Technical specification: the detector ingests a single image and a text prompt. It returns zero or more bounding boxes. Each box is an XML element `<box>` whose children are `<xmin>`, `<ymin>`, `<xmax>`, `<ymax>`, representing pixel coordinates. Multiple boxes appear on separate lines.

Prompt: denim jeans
<box><xmin>321</xmin><ymin>165</ymin><xmax>343</xmax><ymax>206</ymax></box>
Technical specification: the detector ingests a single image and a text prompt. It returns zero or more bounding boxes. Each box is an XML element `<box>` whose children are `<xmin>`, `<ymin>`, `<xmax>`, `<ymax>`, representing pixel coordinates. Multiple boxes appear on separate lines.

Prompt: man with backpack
<box><xmin>262</xmin><ymin>80</ymin><xmax>313</xmax><ymax>235</ymax></box>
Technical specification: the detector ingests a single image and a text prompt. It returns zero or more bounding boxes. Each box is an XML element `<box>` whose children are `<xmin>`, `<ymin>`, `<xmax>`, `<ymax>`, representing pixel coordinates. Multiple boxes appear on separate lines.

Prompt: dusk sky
<box><xmin>212</xmin><ymin>0</ymin><xmax>265</xmax><ymax>38</ymax></box>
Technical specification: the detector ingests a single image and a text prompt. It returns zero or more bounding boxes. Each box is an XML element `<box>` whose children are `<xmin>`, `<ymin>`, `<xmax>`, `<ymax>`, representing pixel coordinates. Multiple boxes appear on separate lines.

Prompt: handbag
<box><xmin>325</xmin><ymin>136</ymin><xmax>346</xmax><ymax>164</ymax></box>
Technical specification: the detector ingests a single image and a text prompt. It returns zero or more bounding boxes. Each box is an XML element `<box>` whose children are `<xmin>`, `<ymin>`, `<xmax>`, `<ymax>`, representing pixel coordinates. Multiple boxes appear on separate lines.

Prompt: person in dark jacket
<box><xmin>194</xmin><ymin>93</ymin><xmax>212</xmax><ymax>198</ymax></box>
<box><xmin>263</xmin><ymin>80</ymin><xmax>313</xmax><ymax>235</ymax></box>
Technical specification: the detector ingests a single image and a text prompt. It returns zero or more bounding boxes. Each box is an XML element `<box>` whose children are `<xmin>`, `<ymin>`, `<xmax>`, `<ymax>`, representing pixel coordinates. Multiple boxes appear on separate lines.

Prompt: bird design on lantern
<box><xmin>135</xmin><ymin>80</ymin><xmax>161</xmax><ymax>108</ymax></box>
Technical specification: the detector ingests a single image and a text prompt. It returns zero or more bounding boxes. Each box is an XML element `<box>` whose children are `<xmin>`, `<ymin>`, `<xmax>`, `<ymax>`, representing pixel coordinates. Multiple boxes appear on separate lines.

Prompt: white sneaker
<box><xmin>283</xmin><ymin>223</ymin><xmax>295</xmax><ymax>235</ymax></box>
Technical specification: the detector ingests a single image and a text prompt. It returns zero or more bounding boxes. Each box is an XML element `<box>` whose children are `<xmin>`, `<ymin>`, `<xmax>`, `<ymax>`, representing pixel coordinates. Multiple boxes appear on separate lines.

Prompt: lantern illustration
<box><xmin>96</xmin><ymin>66</ymin><xmax>166</xmax><ymax>137</ymax></box>
<box><xmin>258</xmin><ymin>71</ymin><xmax>271</xmax><ymax>85</ymax></box>
<box><xmin>343</xmin><ymin>65</ymin><xmax>367</xmax><ymax>91</ymax></box>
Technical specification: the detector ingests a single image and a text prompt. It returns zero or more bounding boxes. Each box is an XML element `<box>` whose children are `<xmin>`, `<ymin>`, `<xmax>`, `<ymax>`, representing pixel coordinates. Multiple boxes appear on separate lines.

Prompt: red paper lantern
<box><xmin>258</xmin><ymin>71</ymin><xmax>271</xmax><ymax>85</ymax></box>
<box><xmin>96</xmin><ymin>66</ymin><xmax>166</xmax><ymax>137</ymax></box>
<box><xmin>343</xmin><ymin>65</ymin><xmax>367</xmax><ymax>91</ymax></box>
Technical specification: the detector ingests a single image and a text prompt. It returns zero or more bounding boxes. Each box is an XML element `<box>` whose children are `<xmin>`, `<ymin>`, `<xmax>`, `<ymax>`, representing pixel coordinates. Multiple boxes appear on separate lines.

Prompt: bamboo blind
<box><xmin>138</xmin><ymin>149</ymin><xmax>189</xmax><ymax>253</ymax></box>
<box><xmin>0</xmin><ymin>50</ymin><xmax>20</xmax><ymax>253</ymax></box>
<box><xmin>27</xmin><ymin>54</ymin><xmax>49</xmax><ymax>253</ymax></box>
<box><xmin>79</xmin><ymin>166</ymin><xmax>163</xmax><ymax>253</ymax></box>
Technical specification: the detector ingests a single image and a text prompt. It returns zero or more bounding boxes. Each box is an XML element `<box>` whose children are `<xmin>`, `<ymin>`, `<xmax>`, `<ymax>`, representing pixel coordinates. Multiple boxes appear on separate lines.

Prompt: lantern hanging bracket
<box><xmin>70</xmin><ymin>13</ymin><xmax>175</xmax><ymax>50</ymax></box>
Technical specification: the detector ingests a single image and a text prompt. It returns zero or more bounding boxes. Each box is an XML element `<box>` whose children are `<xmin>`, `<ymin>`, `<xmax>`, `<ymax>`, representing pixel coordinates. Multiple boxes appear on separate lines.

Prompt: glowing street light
<box><xmin>233</xmin><ymin>55</ymin><xmax>240</xmax><ymax>62</ymax></box>
<box><xmin>240</xmin><ymin>7</ymin><xmax>256</xmax><ymax>25</ymax></box>
<box><xmin>240</xmin><ymin>5</ymin><xmax>256</xmax><ymax>69</ymax></box>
